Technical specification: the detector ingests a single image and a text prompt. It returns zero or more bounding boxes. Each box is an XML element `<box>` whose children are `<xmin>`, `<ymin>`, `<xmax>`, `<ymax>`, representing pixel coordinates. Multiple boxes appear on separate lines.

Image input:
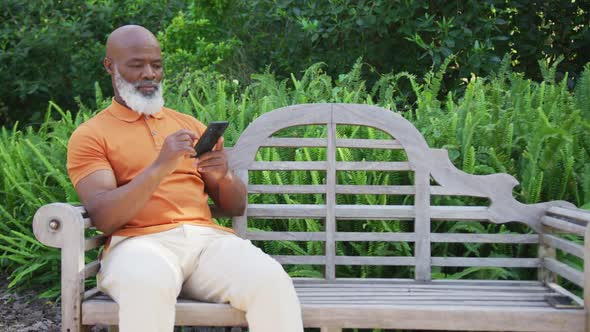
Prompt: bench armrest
<box><xmin>33</xmin><ymin>202</ymin><xmax>93</xmax><ymax>331</ymax></box>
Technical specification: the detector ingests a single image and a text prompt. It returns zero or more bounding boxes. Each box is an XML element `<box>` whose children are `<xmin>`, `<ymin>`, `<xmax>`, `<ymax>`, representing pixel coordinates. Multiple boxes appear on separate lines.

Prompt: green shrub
<box><xmin>1</xmin><ymin>61</ymin><xmax>588</xmax><ymax>297</ymax></box>
<box><xmin>0</xmin><ymin>0</ymin><xmax>189</xmax><ymax>127</ymax></box>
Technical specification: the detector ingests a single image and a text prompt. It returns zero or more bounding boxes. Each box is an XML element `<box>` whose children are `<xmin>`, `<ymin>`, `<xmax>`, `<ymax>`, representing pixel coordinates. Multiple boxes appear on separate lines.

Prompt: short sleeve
<box><xmin>67</xmin><ymin>124</ymin><xmax>113</xmax><ymax>187</ymax></box>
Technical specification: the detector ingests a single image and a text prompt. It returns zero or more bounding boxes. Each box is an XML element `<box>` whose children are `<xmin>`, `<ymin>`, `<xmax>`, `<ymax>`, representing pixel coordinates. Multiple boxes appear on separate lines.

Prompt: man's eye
<box><xmin>153</xmin><ymin>64</ymin><xmax>163</xmax><ymax>69</ymax></box>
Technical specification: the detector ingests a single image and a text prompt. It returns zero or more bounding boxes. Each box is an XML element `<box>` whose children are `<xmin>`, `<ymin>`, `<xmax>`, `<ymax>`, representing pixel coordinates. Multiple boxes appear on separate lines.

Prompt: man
<box><xmin>67</xmin><ymin>25</ymin><xmax>303</xmax><ymax>332</ymax></box>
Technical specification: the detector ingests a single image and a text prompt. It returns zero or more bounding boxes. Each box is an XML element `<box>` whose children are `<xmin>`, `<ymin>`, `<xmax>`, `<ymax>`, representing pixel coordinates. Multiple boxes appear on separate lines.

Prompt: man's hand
<box><xmin>193</xmin><ymin>136</ymin><xmax>246</xmax><ymax>216</ymax></box>
<box><xmin>153</xmin><ymin>129</ymin><xmax>199</xmax><ymax>176</ymax></box>
<box><xmin>193</xmin><ymin>137</ymin><xmax>229</xmax><ymax>186</ymax></box>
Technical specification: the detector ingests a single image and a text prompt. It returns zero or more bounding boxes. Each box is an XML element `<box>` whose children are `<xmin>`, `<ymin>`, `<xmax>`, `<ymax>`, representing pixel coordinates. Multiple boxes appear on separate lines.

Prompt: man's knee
<box><xmin>248</xmin><ymin>258</ymin><xmax>296</xmax><ymax>299</ymax></box>
<box><xmin>99</xmin><ymin>242</ymin><xmax>182</xmax><ymax>301</ymax></box>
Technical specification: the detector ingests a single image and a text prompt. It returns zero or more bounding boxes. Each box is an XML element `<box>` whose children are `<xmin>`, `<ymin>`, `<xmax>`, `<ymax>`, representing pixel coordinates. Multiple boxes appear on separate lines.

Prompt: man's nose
<box><xmin>142</xmin><ymin>65</ymin><xmax>156</xmax><ymax>80</ymax></box>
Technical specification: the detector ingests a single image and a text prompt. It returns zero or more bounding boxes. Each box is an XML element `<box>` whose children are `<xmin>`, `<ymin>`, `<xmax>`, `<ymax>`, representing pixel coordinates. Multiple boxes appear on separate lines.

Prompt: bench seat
<box><xmin>82</xmin><ymin>279</ymin><xmax>584</xmax><ymax>331</ymax></box>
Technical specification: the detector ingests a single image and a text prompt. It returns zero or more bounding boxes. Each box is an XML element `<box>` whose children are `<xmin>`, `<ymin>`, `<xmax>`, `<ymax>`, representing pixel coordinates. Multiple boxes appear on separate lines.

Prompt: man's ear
<box><xmin>104</xmin><ymin>57</ymin><xmax>114</xmax><ymax>75</ymax></box>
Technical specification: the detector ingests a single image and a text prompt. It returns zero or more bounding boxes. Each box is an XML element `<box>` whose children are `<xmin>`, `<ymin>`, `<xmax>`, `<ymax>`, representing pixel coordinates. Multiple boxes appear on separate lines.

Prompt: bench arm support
<box><xmin>34</xmin><ymin>203</ymin><xmax>87</xmax><ymax>332</ymax></box>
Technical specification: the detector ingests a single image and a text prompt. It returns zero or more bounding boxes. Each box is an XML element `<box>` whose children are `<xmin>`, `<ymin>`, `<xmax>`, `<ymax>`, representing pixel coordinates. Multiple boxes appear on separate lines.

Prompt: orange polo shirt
<box><xmin>67</xmin><ymin>99</ymin><xmax>234</xmax><ymax>238</ymax></box>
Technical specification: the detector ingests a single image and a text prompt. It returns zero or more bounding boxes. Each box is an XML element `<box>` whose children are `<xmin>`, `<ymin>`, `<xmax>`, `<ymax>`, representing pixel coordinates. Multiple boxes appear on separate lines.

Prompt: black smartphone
<box><xmin>192</xmin><ymin>121</ymin><xmax>229</xmax><ymax>158</ymax></box>
<box><xmin>545</xmin><ymin>295</ymin><xmax>581</xmax><ymax>309</ymax></box>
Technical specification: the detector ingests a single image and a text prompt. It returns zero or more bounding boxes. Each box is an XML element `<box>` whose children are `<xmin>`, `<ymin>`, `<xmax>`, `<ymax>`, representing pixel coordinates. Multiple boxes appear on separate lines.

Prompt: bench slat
<box><xmin>541</xmin><ymin>215</ymin><xmax>586</xmax><ymax>236</ymax></box>
<box><xmin>301</xmin><ymin>300</ymin><xmax>551</xmax><ymax>307</ymax></box>
<box><xmin>248</xmin><ymin>185</ymin><xmax>325</xmax><ymax>194</ymax></box>
<box><xmin>430</xmin><ymin>233</ymin><xmax>539</xmax><ymax>244</ymax></box>
<box><xmin>336</xmin><ymin>185</ymin><xmax>415</xmax><ymax>195</ymax></box>
<box><xmin>336</xmin><ymin>161</ymin><xmax>412</xmax><ymax>171</ymax></box>
<box><xmin>335</xmin><ymin>138</ymin><xmax>403</xmax><ymax>149</ymax></box>
<box><xmin>273</xmin><ymin>255</ymin><xmax>326</xmax><ymax>264</ymax></box>
<box><xmin>543</xmin><ymin>257</ymin><xmax>584</xmax><ymax>287</ymax></box>
<box><xmin>247</xmin><ymin>185</ymin><xmax>502</xmax><ymax>197</ymax></box>
<box><xmin>334</xmin><ymin>256</ymin><xmax>415</xmax><ymax>266</ymax></box>
<box><xmin>263</xmin><ymin>137</ymin><xmax>327</xmax><ymax>147</ymax></box>
<box><xmin>334</xmin><ymin>232</ymin><xmax>415</xmax><ymax>242</ymax></box>
<box><xmin>548</xmin><ymin>206</ymin><xmax>590</xmax><ymax>223</ymax></box>
<box><xmin>84</xmin><ymin>260</ymin><xmax>100</xmax><ymax>279</ymax></box>
<box><xmin>249</xmin><ymin>161</ymin><xmax>327</xmax><ymax>170</ymax></box>
<box><xmin>293</xmin><ymin>279</ymin><xmax>547</xmax><ymax>289</ymax></box>
<box><xmin>542</xmin><ymin>234</ymin><xmax>584</xmax><ymax>258</ymax></box>
<box><xmin>324</xmin><ymin>121</ymin><xmax>337</xmax><ymax>280</ymax></box>
<box><xmin>246</xmin><ymin>231</ymin><xmax>325</xmax><ymax>241</ymax></box>
<box><xmin>82</xmin><ymin>298</ymin><xmax>585</xmax><ymax>331</ymax></box>
<box><xmin>431</xmin><ymin>257</ymin><xmax>540</xmax><ymax>268</ymax></box>
<box><xmin>84</xmin><ymin>235</ymin><xmax>107</xmax><ymax>251</ymax></box>
<box><xmin>247</xmin><ymin>204</ymin><xmax>493</xmax><ymax>220</ymax></box>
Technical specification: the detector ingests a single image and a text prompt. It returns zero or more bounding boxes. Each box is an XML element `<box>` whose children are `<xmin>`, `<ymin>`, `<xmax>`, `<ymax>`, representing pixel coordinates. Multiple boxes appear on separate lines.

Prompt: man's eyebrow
<box><xmin>126</xmin><ymin>57</ymin><xmax>162</xmax><ymax>62</ymax></box>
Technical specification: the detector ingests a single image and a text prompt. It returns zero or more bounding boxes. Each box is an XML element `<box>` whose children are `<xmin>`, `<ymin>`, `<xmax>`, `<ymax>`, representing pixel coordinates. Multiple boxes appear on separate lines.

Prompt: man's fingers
<box><xmin>213</xmin><ymin>137</ymin><xmax>224</xmax><ymax>151</ymax></box>
<box><xmin>175</xmin><ymin>129</ymin><xmax>199</xmax><ymax>140</ymax></box>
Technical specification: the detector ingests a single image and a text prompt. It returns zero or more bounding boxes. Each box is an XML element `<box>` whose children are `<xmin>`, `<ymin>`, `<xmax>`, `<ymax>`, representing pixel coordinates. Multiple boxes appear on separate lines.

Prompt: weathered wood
<box><xmin>83</xmin><ymin>287</ymin><xmax>101</xmax><ymax>301</ymax></box>
<box><xmin>541</xmin><ymin>215</ymin><xmax>586</xmax><ymax>236</ymax></box>
<box><xmin>248</xmin><ymin>185</ymin><xmax>325</xmax><ymax>194</ymax></box>
<box><xmin>334</xmin><ymin>232</ymin><xmax>415</xmax><ymax>242</ymax></box>
<box><xmin>325</xmin><ymin>120</ymin><xmax>337</xmax><ymax>280</ymax></box>
<box><xmin>548</xmin><ymin>206</ymin><xmax>590</xmax><ymax>224</ymax></box>
<box><xmin>272</xmin><ymin>255</ymin><xmax>326</xmax><ymax>265</ymax></box>
<box><xmin>335</xmin><ymin>138</ymin><xmax>402</xmax><ymax>149</ymax></box>
<box><xmin>246</xmin><ymin>204</ymin><xmax>498</xmax><ymax>220</ymax></box>
<box><xmin>248</xmin><ymin>161</ymin><xmax>327</xmax><ymax>170</ymax></box>
<box><xmin>547</xmin><ymin>283</ymin><xmax>584</xmax><ymax>306</ymax></box>
<box><xmin>34</xmin><ymin>203</ymin><xmax>87</xmax><ymax>332</ymax></box>
<box><xmin>431</xmin><ymin>257</ymin><xmax>540</xmax><ymax>268</ymax></box>
<box><xmin>334</xmin><ymin>256</ymin><xmax>415</xmax><ymax>266</ymax></box>
<box><xmin>336</xmin><ymin>161</ymin><xmax>412</xmax><ymax>171</ymax></box>
<box><xmin>320</xmin><ymin>327</ymin><xmax>342</xmax><ymax>332</ymax></box>
<box><xmin>414</xmin><ymin>168</ymin><xmax>431</xmax><ymax>281</ymax></box>
<box><xmin>84</xmin><ymin>235</ymin><xmax>107</xmax><ymax>251</ymax></box>
<box><xmin>262</xmin><ymin>137</ymin><xmax>326</xmax><ymax>147</ymax></box>
<box><xmin>246</xmin><ymin>231</ymin><xmax>325</xmax><ymax>241</ymax></box>
<box><xmin>84</xmin><ymin>260</ymin><xmax>100</xmax><ymax>279</ymax></box>
<box><xmin>335</xmin><ymin>184</ymin><xmax>415</xmax><ymax>195</ymax></box>
<box><xmin>539</xmin><ymin>225</ymin><xmax>557</xmax><ymax>285</ymax></box>
<box><xmin>543</xmin><ymin>257</ymin><xmax>584</xmax><ymax>287</ymax></box>
<box><xmin>430</xmin><ymin>233</ymin><xmax>539</xmax><ymax>244</ymax></box>
<box><xmin>542</xmin><ymin>234</ymin><xmax>584</xmax><ymax>258</ymax></box>
<box><xmin>82</xmin><ymin>299</ymin><xmax>585</xmax><ymax>331</ymax></box>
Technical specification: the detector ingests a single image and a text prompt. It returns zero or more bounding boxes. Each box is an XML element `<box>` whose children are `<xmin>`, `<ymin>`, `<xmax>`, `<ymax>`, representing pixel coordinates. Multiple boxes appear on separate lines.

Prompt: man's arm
<box><xmin>75</xmin><ymin>129</ymin><xmax>199</xmax><ymax>235</ymax></box>
<box><xmin>196</xmin><ymin>138</ymin><xmax>247</xmax><ymax>216</ymax></box>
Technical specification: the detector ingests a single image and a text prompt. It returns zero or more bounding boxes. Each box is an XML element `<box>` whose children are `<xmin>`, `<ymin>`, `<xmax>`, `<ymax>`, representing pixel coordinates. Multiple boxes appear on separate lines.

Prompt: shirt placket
<box><xmin>144</xmin><ymin>115</ymin><xmax>164</xmax><ymax>149</ymax></box>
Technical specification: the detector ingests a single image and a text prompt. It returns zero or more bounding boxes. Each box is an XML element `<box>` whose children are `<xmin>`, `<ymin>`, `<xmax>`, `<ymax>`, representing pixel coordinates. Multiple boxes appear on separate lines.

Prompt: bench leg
<box><xmin>107</xmin><ymin>326</ymin><xmax>119</xmax><ymax>332</ymax></box>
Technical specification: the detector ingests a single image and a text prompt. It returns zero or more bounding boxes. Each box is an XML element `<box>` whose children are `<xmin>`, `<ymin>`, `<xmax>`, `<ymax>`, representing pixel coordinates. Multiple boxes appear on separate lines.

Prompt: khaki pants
<box><xmin>97</xmin><ymin>224</ymin><xmax>303</xmax><ymax>332</ymax></box>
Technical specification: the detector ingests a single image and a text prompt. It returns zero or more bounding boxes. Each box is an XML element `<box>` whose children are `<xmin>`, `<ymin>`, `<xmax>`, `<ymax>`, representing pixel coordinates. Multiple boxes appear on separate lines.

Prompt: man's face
<box><xmin>114</xmin><ymin>45</ymin><xmax>163</xmax><ymax>97</ymax></box>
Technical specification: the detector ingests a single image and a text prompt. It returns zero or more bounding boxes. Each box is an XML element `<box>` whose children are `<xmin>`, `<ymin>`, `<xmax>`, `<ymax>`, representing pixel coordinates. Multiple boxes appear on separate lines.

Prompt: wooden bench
<box><xmin>33</xmin><ymin>103</ymin><xmax>590</xmax><ymax>332</ymax></box>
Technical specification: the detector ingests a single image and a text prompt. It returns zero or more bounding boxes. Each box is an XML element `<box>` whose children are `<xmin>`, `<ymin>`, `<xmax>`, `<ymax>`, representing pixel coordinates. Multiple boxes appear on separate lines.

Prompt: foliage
<box><xmin>185</xmin><ymin>0</ymin><xmax>589</xmax><ymax>85</ymax></box>
<box><xmin>2</xmin><ymin>1</ymin><xmax>589</xmax><ymax>129</ymax></box>
<box><xmin>0</xmin><ymin>0</ymin><xmax>188</xmax><ymax>127</ymax></box>
<box><xmin>1</xmin><ymin>60</ymin><xmax>588</xmax><ymax>297</ymax></box>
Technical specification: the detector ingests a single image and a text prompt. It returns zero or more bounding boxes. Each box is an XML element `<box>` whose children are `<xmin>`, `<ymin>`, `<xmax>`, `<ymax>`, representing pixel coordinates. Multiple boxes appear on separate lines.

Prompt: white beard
<box><xmin>114</xmin><ymin>68</ymin><xmax>164</xmax><ymax>116</ymax></box>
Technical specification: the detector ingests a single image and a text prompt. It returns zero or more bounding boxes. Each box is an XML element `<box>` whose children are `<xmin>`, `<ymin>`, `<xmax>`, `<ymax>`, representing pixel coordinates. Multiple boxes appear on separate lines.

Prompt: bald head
<box><xmin>103</xmin><ymin>25</ymin><xmax>164</xmax><ymax>108</ymax></box>
<box><xmin>106</xmin><ymin>25</ymin><xmax>160</xmax><ymax>60</ymax></box>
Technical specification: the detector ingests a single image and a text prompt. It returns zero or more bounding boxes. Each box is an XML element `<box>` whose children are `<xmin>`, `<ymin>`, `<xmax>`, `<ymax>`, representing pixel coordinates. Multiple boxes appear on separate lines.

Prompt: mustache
<box><xmin>134</xmin><ymin>80</ymin><xmax>159</xmax><ymax>89</ymax></box>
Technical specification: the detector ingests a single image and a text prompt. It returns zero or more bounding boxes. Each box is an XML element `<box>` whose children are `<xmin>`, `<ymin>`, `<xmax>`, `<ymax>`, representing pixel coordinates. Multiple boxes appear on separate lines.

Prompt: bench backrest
<box><xmin>226</xmin><ymin>103</ymin><xmax>571</xmax><ymax>281</ymax></box>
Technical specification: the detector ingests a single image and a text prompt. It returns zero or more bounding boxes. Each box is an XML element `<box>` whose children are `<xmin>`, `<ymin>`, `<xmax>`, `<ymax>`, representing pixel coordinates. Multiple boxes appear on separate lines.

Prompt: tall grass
<box><xmin>1</xmin><ymin>59</ymin><xmax>589</xmax><ymax>297</ymax></box>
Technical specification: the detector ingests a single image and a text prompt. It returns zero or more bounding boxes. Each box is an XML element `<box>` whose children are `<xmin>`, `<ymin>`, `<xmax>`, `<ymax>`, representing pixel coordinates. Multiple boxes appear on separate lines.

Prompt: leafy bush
<box><xmin>1</xmin><ymin>61</ymin><xmax>588</xmax><ymax>296</ymax></box>
<box><xmin>0</xmin><ymin>0</ymin><xmax>188</xmax><ymax>127</ymax></box>
<box><xmin>186</xmin><ymin>0</ymin><xmax>589</xmax><ymax>86</ymax></box>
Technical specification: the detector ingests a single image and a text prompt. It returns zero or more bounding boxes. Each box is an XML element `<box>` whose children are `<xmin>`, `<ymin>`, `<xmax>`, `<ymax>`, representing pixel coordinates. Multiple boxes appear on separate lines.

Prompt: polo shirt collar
<box><xmin>108</xmin><ymin>98</ymin><xmax>165</xmax><ymax>122</ymax></box>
